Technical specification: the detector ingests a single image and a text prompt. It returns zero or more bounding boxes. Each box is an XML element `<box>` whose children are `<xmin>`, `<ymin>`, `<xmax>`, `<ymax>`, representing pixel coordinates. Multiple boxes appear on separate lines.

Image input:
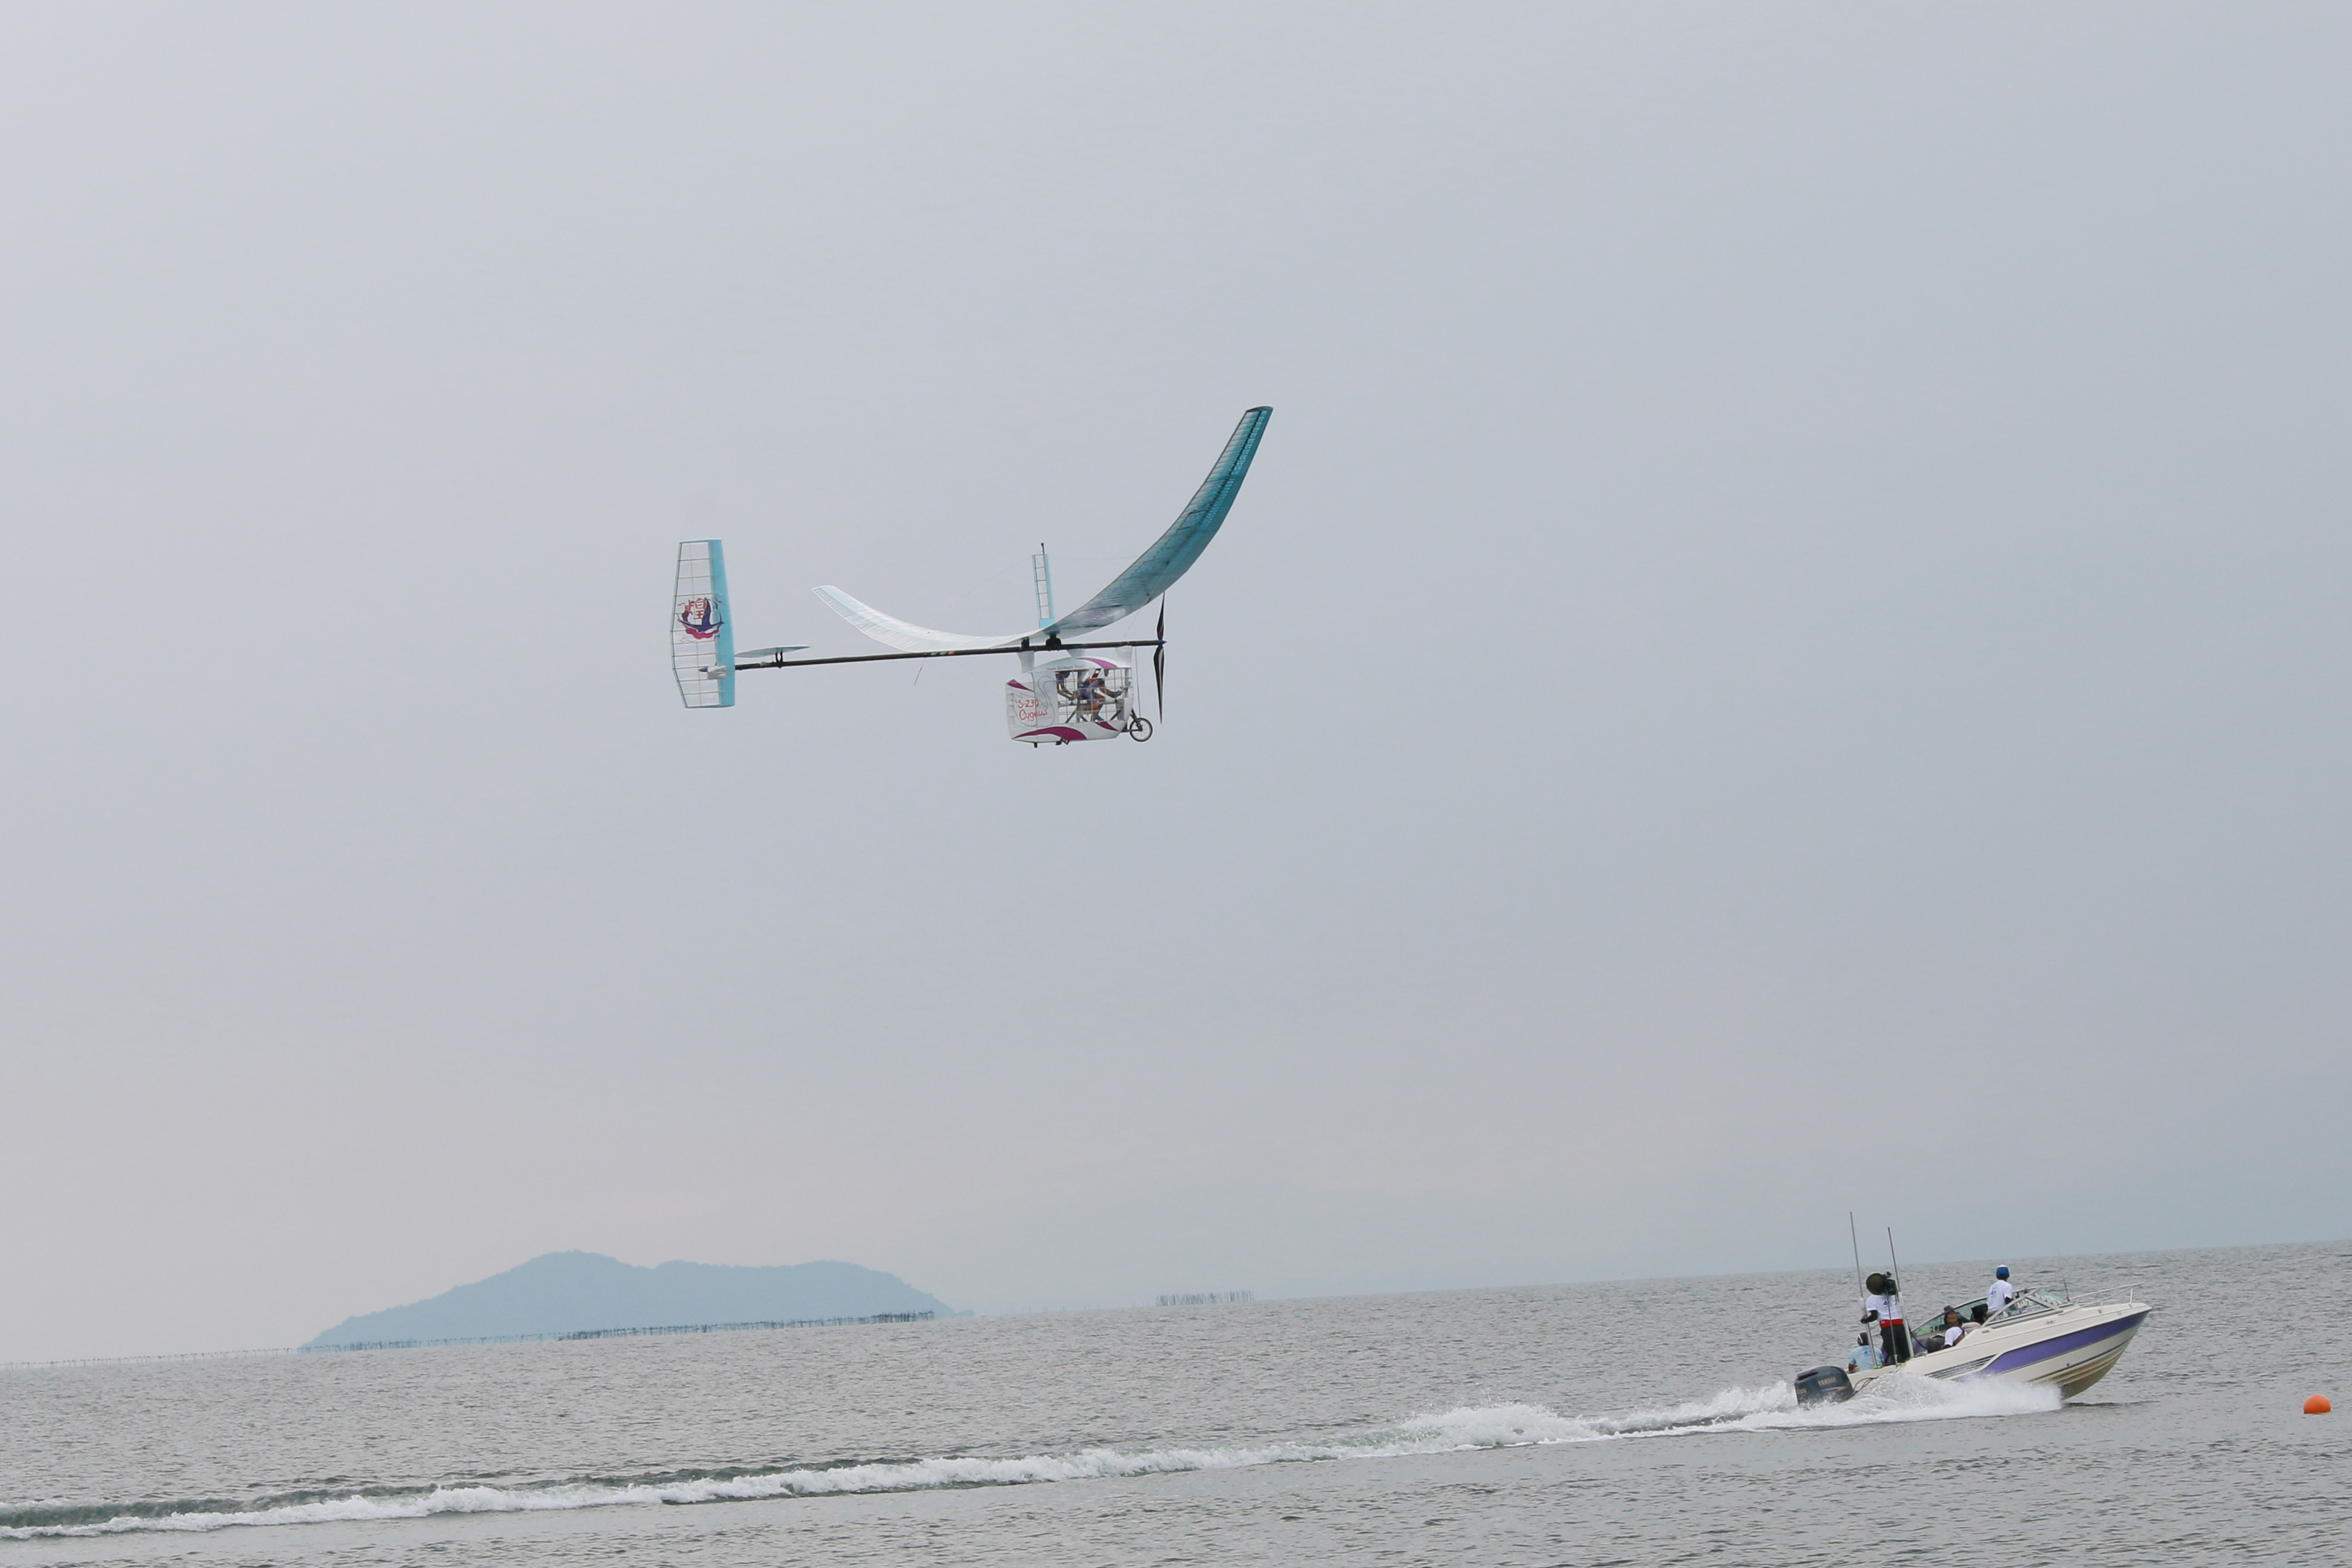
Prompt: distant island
<box><xmin>304</xmin><ymin>1251</ymin><xmax>958</xmax><ymax>1349</ymax></box>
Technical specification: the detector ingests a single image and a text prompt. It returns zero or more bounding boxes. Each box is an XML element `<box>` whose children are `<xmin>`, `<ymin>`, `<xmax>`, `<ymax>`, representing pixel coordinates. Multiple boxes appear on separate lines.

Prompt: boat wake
<box><xmin>0</xmin><ymin>1377</ymin><xmax>2058</xmax><ymax>1539</ymax></box>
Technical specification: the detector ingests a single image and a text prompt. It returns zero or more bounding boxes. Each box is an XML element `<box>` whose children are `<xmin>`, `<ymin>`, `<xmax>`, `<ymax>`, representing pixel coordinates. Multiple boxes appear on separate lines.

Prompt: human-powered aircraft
<box><xmin>670</xmin><ymin>406</ymin><xmax>1270</xmax><ymax>745</ymax></box>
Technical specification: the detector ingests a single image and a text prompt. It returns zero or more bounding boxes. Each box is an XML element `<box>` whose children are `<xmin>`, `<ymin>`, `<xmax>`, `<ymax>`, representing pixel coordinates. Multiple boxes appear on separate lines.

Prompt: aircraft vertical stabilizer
<box><xmin>673</xmin><ymin>540</ymin><xmax>736</xmax><ymax>708</ymax></box>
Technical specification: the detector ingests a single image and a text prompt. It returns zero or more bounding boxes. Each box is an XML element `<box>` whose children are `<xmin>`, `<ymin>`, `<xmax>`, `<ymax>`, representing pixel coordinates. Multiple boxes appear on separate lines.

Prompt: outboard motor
<box><xmin>1795</xmin><ymin>1365</ymin><xmax>1855</xmax><ymax>1406</ymax></box>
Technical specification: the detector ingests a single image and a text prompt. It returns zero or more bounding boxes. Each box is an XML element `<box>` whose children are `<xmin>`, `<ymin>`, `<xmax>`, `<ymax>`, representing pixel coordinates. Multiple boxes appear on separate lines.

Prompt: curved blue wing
<box><xmin>1039</xmin><ymin>406</ymin><xmax>1270</xmax><ymax>640</ymax></box>
<box><xmin>812</xmin><ymin>407</ymin><xmax>1272</xmax><ymax>652</ymax></box>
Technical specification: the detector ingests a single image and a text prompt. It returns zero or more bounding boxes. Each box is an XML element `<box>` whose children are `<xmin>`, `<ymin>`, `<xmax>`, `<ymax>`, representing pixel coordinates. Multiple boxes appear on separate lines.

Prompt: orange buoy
<box><xmin>2305</xmin><ymin>1395</ymin><xmax>2332</xmax><ymax>1415</ymax></box>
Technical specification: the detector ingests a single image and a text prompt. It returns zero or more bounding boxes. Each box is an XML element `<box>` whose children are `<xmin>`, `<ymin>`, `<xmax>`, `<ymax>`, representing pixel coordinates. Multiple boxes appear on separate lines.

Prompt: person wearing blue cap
<box><xmin>1986</xmin><ymin>1265</ymin><xmax>2017</xmax><ymax>1316</ymax></box>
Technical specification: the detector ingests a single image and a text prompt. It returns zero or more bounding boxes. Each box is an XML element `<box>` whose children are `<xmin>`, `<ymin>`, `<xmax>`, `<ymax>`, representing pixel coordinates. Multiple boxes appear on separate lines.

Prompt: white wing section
<box><xmin>809</xmin><ymin>586</ymin><xmax>1028</xmax><ymax>652</ymax></box>
<box><xmin>814</xmin><ymin>406</ymin><xmax>1271</xmax><ymax>653</ymax></box>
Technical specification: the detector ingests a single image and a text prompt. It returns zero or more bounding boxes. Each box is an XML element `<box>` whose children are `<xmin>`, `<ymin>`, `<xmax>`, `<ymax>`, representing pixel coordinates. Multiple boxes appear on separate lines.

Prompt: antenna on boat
<box><xmin>1887</xmin><ymin>1227</ymin><xmax>1903</xmax><ymax>1290</ymax></box>
<box><xmin>1848</xmin><ymin>1213</ymin><xmax>1865</xmax><ymax>1303</ymax></box>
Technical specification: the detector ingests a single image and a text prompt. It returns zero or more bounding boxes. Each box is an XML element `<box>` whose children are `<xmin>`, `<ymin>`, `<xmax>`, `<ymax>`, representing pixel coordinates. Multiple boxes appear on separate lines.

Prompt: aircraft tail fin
<box><xmin>673</xmin><ymin>540</ymin><xmax>736</xmax><ymax>708</ymax></box>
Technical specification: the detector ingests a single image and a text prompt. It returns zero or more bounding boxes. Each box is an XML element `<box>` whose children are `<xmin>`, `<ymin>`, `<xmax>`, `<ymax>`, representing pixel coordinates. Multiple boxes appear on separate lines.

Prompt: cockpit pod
<box><xmin>1006</xmin><ymin>655</ymin><xmax>1148</xmax><ymax>745</ymax></box>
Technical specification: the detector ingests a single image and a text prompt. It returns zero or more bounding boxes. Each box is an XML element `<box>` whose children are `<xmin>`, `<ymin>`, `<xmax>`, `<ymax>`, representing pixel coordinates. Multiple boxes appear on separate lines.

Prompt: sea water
<box><xmin>2</xmin><ymin>1241</ymin><xmax>2345</xmax><ymax>1565</ymax></box>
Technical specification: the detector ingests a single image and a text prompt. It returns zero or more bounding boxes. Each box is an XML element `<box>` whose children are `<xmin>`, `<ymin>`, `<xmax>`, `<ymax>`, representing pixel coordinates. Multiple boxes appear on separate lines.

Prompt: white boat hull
<box><xmin>1853</xmin><ymin>1300</ymin><xmax>2149</xmax><ymax>1400</ymax></box>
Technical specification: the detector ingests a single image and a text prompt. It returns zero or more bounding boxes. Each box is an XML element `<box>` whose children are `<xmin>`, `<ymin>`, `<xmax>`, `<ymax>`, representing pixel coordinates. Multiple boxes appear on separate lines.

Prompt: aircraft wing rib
<box><xmin>1041</xmin><ymin>406</ymin><xmax>1271</xmax><ymax>640</ymax></box>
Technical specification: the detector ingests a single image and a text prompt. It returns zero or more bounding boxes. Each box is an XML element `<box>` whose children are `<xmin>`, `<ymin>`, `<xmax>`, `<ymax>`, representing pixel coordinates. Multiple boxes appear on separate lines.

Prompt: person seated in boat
<box><xmin>1985</xmin><ymin>1266</ymin><xmax>2017</xmax><ymax>1316</ymax></box>
<box><xmin>1938</xmin><ymin>1308</ymin><xmax>1968</xmax><ymax>1348</ymax></box>
<box><xmin>1848</xmin><ymin>1333</ymin><xmax>1880</xmax><ymax>1374</ymax></box>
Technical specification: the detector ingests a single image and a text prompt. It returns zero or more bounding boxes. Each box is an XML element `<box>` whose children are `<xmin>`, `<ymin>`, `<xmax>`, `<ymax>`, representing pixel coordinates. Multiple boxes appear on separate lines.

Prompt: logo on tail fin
<box><xmin>678</xmin><ymin>596</ymin><xmax>724</xmax><ymax>640</ymax></box>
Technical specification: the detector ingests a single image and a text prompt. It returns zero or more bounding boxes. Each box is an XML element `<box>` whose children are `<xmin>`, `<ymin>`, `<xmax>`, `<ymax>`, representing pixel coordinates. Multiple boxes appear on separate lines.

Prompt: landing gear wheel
<box><xmin>1126</xmin><ymin>717</ymin><xmax>1154</xmax><ymax>742</ymax></box>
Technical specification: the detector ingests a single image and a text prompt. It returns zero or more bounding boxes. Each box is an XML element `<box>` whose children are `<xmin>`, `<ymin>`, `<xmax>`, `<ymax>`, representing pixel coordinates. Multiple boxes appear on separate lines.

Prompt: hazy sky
<box><xmin>3</xmin><ymin>2</ymin><xmax>2347</xmax><ymax>1359</ymax></box>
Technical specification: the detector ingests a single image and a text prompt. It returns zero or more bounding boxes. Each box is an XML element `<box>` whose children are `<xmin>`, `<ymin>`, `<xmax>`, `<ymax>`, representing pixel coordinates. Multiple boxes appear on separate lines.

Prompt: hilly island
<box><xmin>306</xmin><ymin>1252</ymin><xmax>957</xmax><ymax>1348</ymax></box>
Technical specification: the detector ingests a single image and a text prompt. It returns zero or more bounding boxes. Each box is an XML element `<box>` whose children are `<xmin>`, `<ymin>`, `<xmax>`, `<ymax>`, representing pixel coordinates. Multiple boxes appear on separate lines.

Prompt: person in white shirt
<box><xmin>1939</xmin><ymin>1308</ymin><xmax>1967</xmax><ymax>1348</ymax></box>
<box><xmin>1986</xmin><ymin>1267</ymin><xmax>2017</xmax><ymax>1316</ymax></box>
<box><xmin>1862</xmin><ymin>1272</ymin><xmax>1912</xmax><ymax>1362</ymax></box>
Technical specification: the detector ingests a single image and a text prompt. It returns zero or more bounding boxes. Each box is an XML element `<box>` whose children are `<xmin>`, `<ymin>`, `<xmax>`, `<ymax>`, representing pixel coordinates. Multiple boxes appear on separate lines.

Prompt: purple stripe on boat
<box><xmin>1982</xmin><ymin>1311</ymin><xmax>2146</xmax><ymax>1377</ymax></box>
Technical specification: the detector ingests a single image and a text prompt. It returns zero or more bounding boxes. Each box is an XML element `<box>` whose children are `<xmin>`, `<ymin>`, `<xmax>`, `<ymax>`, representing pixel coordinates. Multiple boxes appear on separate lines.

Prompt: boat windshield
<box><xmin>1950</xmin><ymin>1286</ymin><xmax>2070</xmax><ymax>1326</ymax></box>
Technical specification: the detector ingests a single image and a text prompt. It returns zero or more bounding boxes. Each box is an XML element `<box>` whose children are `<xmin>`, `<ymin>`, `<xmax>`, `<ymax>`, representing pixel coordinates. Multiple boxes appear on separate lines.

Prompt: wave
<box><xmin>0</xmin><ymin>1377</ymin><xmax>2058</xmax><ymax>1539</ymax></box>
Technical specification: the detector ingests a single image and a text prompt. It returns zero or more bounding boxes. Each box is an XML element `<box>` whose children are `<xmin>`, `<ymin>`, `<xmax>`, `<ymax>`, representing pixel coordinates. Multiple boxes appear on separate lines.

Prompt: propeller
<box><xmin>1152</xmin><ymin>599</ymin><xmax>1166</xmax><ymax>717</ymax></box>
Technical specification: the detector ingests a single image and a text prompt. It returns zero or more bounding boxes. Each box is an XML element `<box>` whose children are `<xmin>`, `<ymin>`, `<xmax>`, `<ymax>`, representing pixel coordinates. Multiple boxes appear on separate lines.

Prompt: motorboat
<box><xmin>1795</xmin><ymin>1285</ymin><xmax>2150</xmax><ymax>1405</ymax></box>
